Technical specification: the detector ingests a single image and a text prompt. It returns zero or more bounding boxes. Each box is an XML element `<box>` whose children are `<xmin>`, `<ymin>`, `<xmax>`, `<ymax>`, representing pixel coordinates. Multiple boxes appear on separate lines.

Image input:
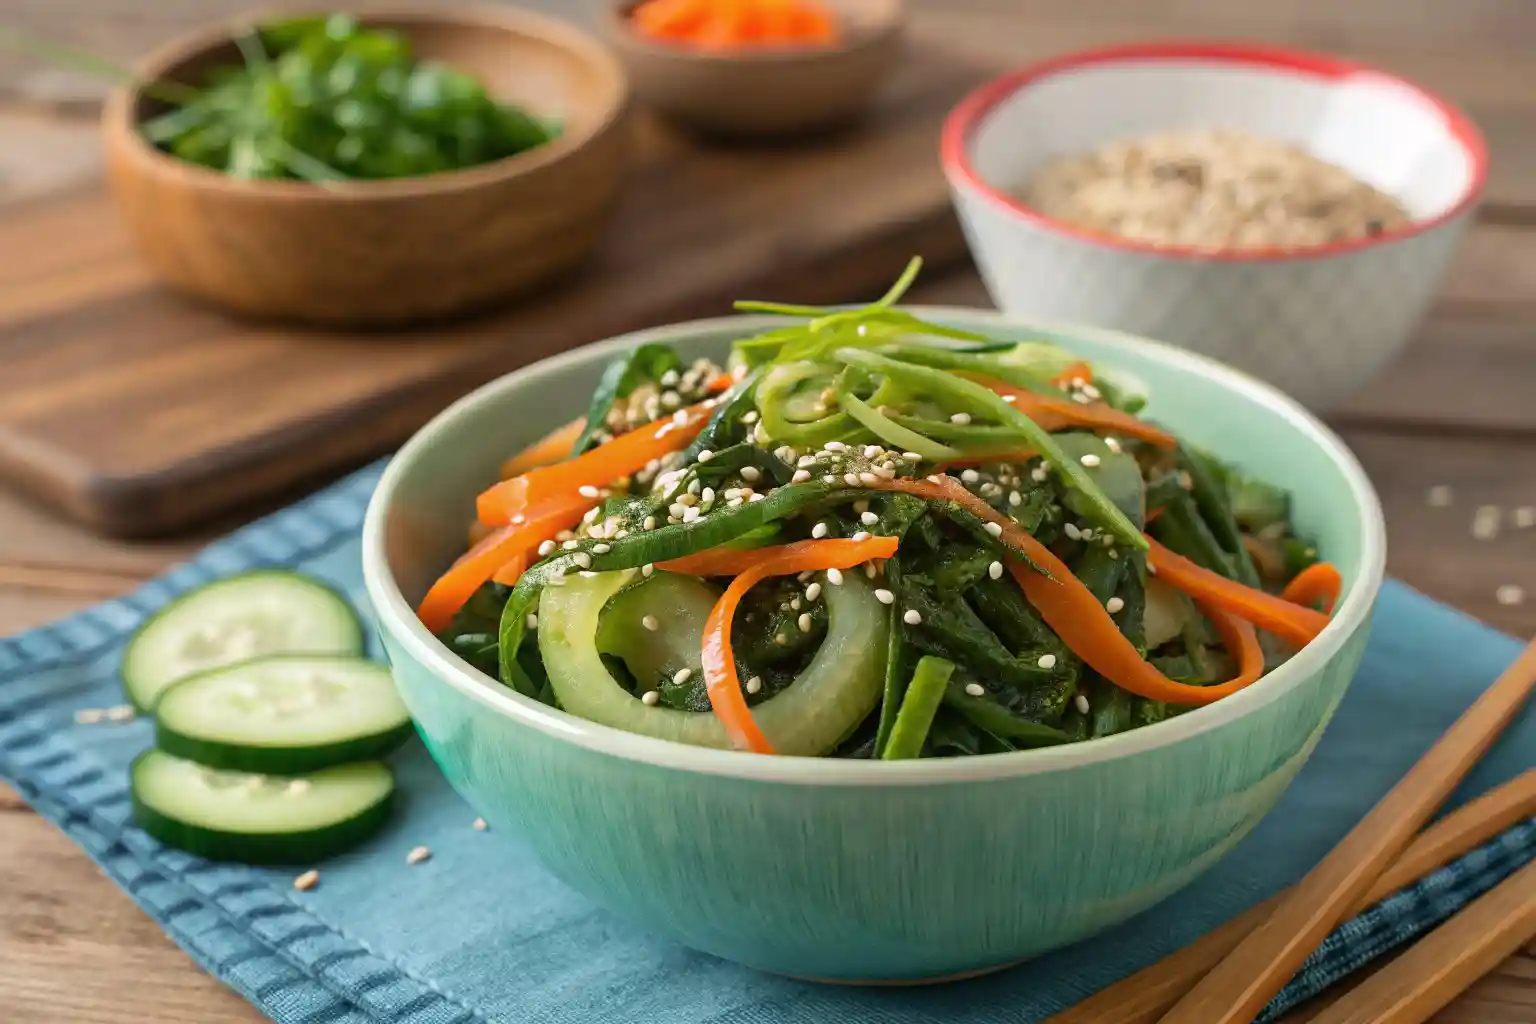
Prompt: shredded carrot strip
<box><xmin>867</xmin><ymin>475</ymin><xmax>1296</xmax><ymax>705</ymax></box>
<box><xmin>1146</xmin><ymin>537</ymin><xmax>1333</xmax><ymax>647</ymax></box>
<box><xmin>658</xmin><ymin>547</ymin><xmax>777</xmax><ymax>577</ymax></box>
<box><xmin>630</xmin><ymin>0</ymin><xmax>838</xmax><ymax>47</ymax></box>
<box><xmin>477</xmin><ymin>401</ymin><xmax>713</xmax><ymax>526</ymax></box>
<box><xmin>701</xmin><ymin>537</ymin><xmax>899</xmax><ymax>753</ymax></box>
<box><xmin>961</xmin><ymin>372</ymin><xmax>1177</xmax><ymax>450</ymax></box>
<box><xmin>417</xmin><ymin>494</ymin><xmax>591</xmax><ymax>632</ymax></box>
<box><xmin>500</xmin><ymin>417</ymin><xmax>586</xmax><ymax>479</ymax></box>
<box><xmin>1050</xmin><ymin>361</ymin><xmax>1094</xmax><ymax>389</ymax></box>
<box><xmin>1186</xmin><ymin>601</ymin><xmax>1267</xmax><ymax>697</ymax></box>
<box><xmin>1279</xmin><ymin>562</ymin><xmax>1343</xmax><ymax>614</ymax></box>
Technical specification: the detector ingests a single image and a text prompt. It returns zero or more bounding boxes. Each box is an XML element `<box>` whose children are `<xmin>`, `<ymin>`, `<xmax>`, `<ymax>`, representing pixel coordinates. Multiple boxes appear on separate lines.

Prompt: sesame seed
<box><xmin>105</xmin><ymin>705</ymin><xmax>134</xmax><ymax>721</ymax></box>
<box><xmin>1064</xmin><ymin>523</ymin><xmax>1082</xmax><ymax>540</ymax></box>
<box><xmin>1497</xmin><ymin>584</ymin><xmax>1525</xmax><ymax>606</ymax></box>
<box><xmin>666</xmin><ymin>668</ymin><xmax>690</xmax><ymax>686</ymax></box>
<box><xmin>740</xmin><ymin>466</ymin><xmax>761</xmax><ymax>482</ymax></box>
<box><xmin>748</xmin><ymin>493</ymin><xmax>764</xmax><ymax>503</ymax></box>
<box><xmin>876</xmin><ymin>464</ymin><xmax>897</xmax><ymax>479</ymax></box>
<box><xmin>826</xmin><ymin>568</ymin><xmax>844</xmax><ymax>585</ymax></box>
<box><xmin>578</xmin><ymin>485</ymin><xmax>601</xmax><ymax>498</ymax></box>
<box><xmin>593</xmin><ymin>543</ymin><xmax>611</xmax><ymax>554</ymax></box>
<box><xmin>1517</xmin><ymin>506</ymin><xmax>1536</xmax><ymax>529</ymax></box>
<box><xmin>1106</xmin><ymin>596</ymin><xmax>1125</xmax><ymax>614</ymax></box>
<box><xmin>1081</xmin><ymin>527</ymin><xmax>1096</xmax><ymax>540</ymax></box>
<box><xmin>860</xmin><ymin>511</ymin><xmax>879</xmax><ymax>526</ymax></box>
<box><xmin>1178</xmin><ymin>471</ymin><xmax>1194</xmax><ymax>490</ymax></box>
<box><xmin>642</xmin><ymin>615</ymin><xmax>660</xmax><ymax>632</ymax></box>
<box><xmin>792</xmin><ymin>469</ymin><xmax>812</xmax><ymax>484</ymax></box>
<box><xmin>573</xmin><ymin>552</ymin><xmax>593</xmax><ymax>569</ymax></box>
<box><xmin>74</xmin><ymin>708</ymin><xmax>105</xmax><ymax>725</ymax></box>
<box><xmin>683</xmin><ymin>506</ymin><xmax>701</xmax><ymax>521</ymax></box>
<box><xmin>1032</xmin><ymin>467</ymin><xmax>1049</xmax><ymax>482</ymax></box>
<box><xmin>776</xmin><ymin>446</ymin><xmax>796</xmax><ymax>461</ymax></box>
<box><xmin>1104</xmin><ymin>437</ymin><xmax>1122</xmax><ymax>454</ymax></box>
<box><xmin>805</xmin><ymin>582</ymin><xmax>822</xmax><ymax>601</ymax></box>
<box><xmin>293</xmin><ymin>870</ymin><xmax>320</xmax><ymax>891</ymax></box>
<box><xmin>642</xmin><ymin>563</ymin><xmax>655</xmax><ymax>577</ymax></box>
<box><xmin>1473</xmin><ymin>505</ymin><xmax>1501</xmax><ymax>540</ymax></box>
<box><xmin>903</xmin><ymin>609</ymin><xmax>923</xmax><ymax>626</ymax></box>
<box><xmin>859</xmin><ymin>471</ymin><xmax>879</xmax><ymax>485</ymax></box>
<box><xmin>1038</xmin><ymin>653</ymin><xmax>1057</xmax><ymax>669</ymax></box>
<box><xmin>746</xmin><ymin>676</ymin><xmax>763</xmax><ymax>694</ymax></box>
<box><xmin>903</xmin><ymin>452</ymin><xmax>923</xmax><ymax>461</ymax></box>
<box><xmin>660</xmin><ymin>369</ymin><xmax>680</xmax><ymax>386</ymax></box>
<box><xmin>984</xmin><ymin>522</ymin><xmax>1003</xmax><ymax>538</ymax></box>
<box><xmin>579</xmin><ymin>570</ymin><xmax>599</xmax><ymax>578</ymax></box>
<box><xmin>989</xmin><ymin>561</ymin><xmax>1003</xmax><ymax>579</ymax></box>
<box><xmin>1075</xmin><ymin>694</ymin><xmax>1091</xmax><ymax>715</ymax></box>
<box><xmin>961</xmin><ymin>469</ymin><xmax>980</xmax><ymax>484</ymax></box>
<box><xmin>1002</xmin><ymin>394</ymin><xmax>1017</xmax><ymax>404</ymax></box>
<box><xmin>473</xmin><ymin>817</ymin><xmax>488</xmax><ymax>831</ymax></box>
<box><xmin>407</xmin><ymin>846</ymin><xmax>432</xmax><ymax>865</ymax></box>
<box><xmin>727</xmin><ymin>497</ymin><xmax>744</xmax><ymax>507</ymax></box>
<box><xmin>791</xmin><ymin>597</ymin><xmax>803</xmax><ymax>611</ymax></box>
<box><xmin>964</xmin><ymin>683</ymin><xmax>986</xmax><ymax>697</ymax></box>
<box><xmin>812</xmin><ymin>522</ymin><xmax>829</xmax><ymax>539</ymax></box>
<box><xmin>688</xmin><ymin>478</ymin><xmax>702</xmax><ymax>495</ymax></box>
<box><xmin>950</xmin><ymin>413</ymin><xmax>973</xmax><ymax>425</ymax></box>
<box><xmin>538</xmin><ymin>540</ymin><xmax>556</xmax><ymax>556</ymax></box>
<box><xmin>742</xmin><ymin>410</ymin><xmax>760</xmax><ymax>424</ymax></box>
<box><xmin>641</xmin><ymin>690</ymin><xmax>661</xmax><ymax>706</ymax></box>
<box><xmin>526</xmin><ymin>613</ymin><xmax>539</xmax><ymax>630</ymax></box>
<box><xmin>845</xmin><ymin>473</ymin><xmax>861</xmax><ymax>487</ymax></box>
<box><xmin>286</xmin><ymin>779</ymin><xmax>311</xmax><ymax>796</ymax></box>
<box><xmin>563</xmin><ymin>539</ymin><xmax>581</xmax><ymax>550</ymax></box>
<box><xmin>852</xmin><ymin>531</ymin><xmax>871</xmax><ymax>542</ymax></box>
<box><xmin>1080</xmin><ymin>454</ymin><xmax>1101</xmax><ymax>468</ymax></box>
<box><xmin>510</xmin><ymin>513</ymin><xmax>526</xmax><ymax>525</ymax></box>
<box><xmin>825</xmin><ymin>441</ymin><xmax>846</xmax><ymax>452</ymax></box>
<box><xmin>875</xmin><ymin>588</ymin><xmax>895</xmax><ymax>605</ymax></box>
<box><xmin>864</xmin><ymin>445</ymin><xmax>882</xmax><ymax>459</ymax></box>
<box><xmin>1008</xmin><ymin>491</ymin><xmax>1023</xmax><ymax>507</ymax></box>
<box><xmin>865</xmin><ymin>562</ymin><xmax>878</xmax><ymax>578</ymax></box>
<box><xmin>798</xmin><ymin>613</ymin><xmax>813</xmax><ymax>632</ymax></box>
<box><xmin>775</xmin><ymin>634</ymin><xmax>788</xmax><ymax>645</ymax></box>
<box><xmin>798</xmin><ymin>455</ymin><xmax>818</xmax><ymax>468</ymax></box>
<box><xmin>823</xmin><ymin>475</ymin><xmax>839</xmax><ymax>485</ymax></box>
<box><xmin>697</xmin><ymin>449</ymin><xmax>714</xmax><ymax>462</ymax></box>
<box><xmin>754</xmin><ymin>422</ymin><xmax>772</xmax><ymax>443</ymax></box>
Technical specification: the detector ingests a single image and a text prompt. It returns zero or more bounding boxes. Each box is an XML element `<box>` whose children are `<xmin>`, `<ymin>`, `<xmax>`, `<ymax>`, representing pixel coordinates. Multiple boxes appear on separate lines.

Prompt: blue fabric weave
<box><xmin>2</xmin><ymin>459</ymin><xmax>1532</xmax><ymax>1024</ymax></box>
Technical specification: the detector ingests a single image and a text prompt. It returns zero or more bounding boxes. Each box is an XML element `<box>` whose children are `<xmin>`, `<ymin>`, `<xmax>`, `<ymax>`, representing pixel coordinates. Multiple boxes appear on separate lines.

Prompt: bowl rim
<box><xmin>362</xmin><ymin>307</ymin><xmax>1386</xmax><ymax>786</ymax></box>
<box><xmin>939</xmin><ymin>39</ymin><xmax>1488</xmax><ymax>264</ymax></box>
<box><xmin>101</xmin><ymin>5</ymin><xmax>630</xmax><ymax>200</ymax></box>
<box><xmin>602</xmin><ymin>0</ymin><xmax>903</xmax><ymax>65</ymax></box>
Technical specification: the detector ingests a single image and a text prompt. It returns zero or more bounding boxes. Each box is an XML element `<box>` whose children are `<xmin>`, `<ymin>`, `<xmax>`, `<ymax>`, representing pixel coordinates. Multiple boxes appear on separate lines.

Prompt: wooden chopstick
<box><xmin>1156</xmin><ymin>637</ymin><xmax>1536</xmax><ymax>1024</ymax></box>
<box><xmin>1044</xmin><ymin>769</ymin><xmax>1536</xmax><ymax>1024</ymax></box>
<box><xmin>1305</xmin><ymin>856</ymin><xmax>1536</xmax><ymax>1024</ymax></box>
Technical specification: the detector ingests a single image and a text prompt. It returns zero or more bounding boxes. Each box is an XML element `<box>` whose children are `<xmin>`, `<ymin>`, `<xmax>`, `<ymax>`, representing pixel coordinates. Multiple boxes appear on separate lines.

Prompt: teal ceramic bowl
<box><xmin>361</xmin><ymin>308</ymin><xmax>1385</xmax><ymax>982</ymax></box>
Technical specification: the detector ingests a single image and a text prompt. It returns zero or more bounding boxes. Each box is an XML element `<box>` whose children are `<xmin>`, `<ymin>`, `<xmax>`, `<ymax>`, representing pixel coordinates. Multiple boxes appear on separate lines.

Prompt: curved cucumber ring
<box><xmin>539</xmin><ymin>569</ymin><xmax>888</xmax><ymax>755</ymax></box>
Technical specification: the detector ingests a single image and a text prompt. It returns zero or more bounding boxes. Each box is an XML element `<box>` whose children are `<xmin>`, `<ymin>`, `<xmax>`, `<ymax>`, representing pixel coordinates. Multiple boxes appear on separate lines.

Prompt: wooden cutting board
<box><xmin>0</xmin><ymin>42</ymin><xmax>984</xmax><ymax>538</ymax></box>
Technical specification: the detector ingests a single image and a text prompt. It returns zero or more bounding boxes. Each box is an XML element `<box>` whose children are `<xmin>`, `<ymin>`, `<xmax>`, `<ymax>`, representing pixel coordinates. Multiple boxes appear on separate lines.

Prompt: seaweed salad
<box><xmin>417</xmin><ymin>259</ymin><xmax>1343</xmax><ymax>759</ymax></box>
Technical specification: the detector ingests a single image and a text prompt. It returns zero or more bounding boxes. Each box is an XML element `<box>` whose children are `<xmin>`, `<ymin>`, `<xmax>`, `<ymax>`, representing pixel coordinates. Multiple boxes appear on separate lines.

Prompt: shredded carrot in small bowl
<box><xmin>630</xmin><ymin>0</ymin><xmax>840</xmax><ymax>50</ymax></box>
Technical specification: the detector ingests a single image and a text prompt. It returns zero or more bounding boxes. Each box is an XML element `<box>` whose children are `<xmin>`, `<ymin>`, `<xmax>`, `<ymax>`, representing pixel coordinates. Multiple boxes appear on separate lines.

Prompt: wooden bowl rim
<box><xmin>102</xmin><ymin>4</ymin><xmax>630</xmax><ymax>201</ymax></box>
<box><xmin>604</xmin><ymin>0</ymin><xmax>903</xmax><ymax>66</ymax></box>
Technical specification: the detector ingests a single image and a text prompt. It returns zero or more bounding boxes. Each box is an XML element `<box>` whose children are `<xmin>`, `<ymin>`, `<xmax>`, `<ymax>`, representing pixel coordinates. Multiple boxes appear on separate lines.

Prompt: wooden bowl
<box><xmin>102</xmin><ymin>8</ymin><xmax>630</xmax><ymax>326</ymax></box>
<box><xmin>604</xmin><ymin>0</ymin><xmax>903</xmax><ymax>138</ymax></box>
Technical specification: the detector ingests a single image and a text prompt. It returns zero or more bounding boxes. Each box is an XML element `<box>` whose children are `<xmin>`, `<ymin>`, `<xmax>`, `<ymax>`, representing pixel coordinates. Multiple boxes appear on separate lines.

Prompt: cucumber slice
<box><xmin>153</xmin><ymin>656</ymin><xmax>413</xmax><ymax>774</ymax></box>
<box><xmin>540</xmin><ymin>568</ymin><xmax>887</xmax><ymax>755</ymax></box>
<box><xmin>130</xmin><ymin>750</ymin><xmax>393</xmax><ymax>864</ymax></box>
<box><xmin>123</xmin><ymin>570</ymin><xmax>365</xmax><ymax>712</ymax></box>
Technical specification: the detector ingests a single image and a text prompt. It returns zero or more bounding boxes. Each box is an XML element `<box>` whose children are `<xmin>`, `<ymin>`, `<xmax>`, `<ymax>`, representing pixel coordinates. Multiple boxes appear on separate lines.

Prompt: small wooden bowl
<box><xmin>604</xmin><ymin>0</ymin><xmax>903</xmax><ymax>138</ymax></box>
<box><xmin>102</xmin><ymin>8</ymin><xmax>630</xmax><ymax>326</ymax></box>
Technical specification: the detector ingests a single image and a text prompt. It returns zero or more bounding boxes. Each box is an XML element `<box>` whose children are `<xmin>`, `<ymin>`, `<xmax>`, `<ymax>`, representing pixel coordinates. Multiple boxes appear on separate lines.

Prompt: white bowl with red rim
<box><xmin>940</xmin><ymin>41</ymin><xmax>1487</xmax><ymax>409</ymax></box>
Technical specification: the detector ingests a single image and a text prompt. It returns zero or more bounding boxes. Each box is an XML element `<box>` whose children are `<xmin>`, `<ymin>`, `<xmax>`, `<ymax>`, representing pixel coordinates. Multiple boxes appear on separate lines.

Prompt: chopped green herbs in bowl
<box><xmin>362</xmin><ymin>260</ymin><xmax>1385</xmax><ymax>980</ymax></box>
<box><xmin>141</xmin><ymin>14</ymin><xmax>560</xmax><ymax>182</ymax></box>
<box><xmin>100</xmin><ymin>8</ymin><xmax>630</xmax><ymax>324</ymax></box>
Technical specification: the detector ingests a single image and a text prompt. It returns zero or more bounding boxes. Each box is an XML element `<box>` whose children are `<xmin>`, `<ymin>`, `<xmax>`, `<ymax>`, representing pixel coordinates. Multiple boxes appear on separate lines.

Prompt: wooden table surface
<box><xmin>3</xmin><ymin>2</ymin><xmax>1536</xmax><ymax>1022</ymax></box>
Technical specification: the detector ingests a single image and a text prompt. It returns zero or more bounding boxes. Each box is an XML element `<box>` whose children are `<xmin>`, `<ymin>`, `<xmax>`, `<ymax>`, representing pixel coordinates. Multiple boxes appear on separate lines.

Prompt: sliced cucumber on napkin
<box><xmin>130</xmin><ymin>750</ymin><xmax>395</xmax><ymax>864</ymax></box>
<box><xmin>153</xmin><ymin>656</ymin><xmax>413</xmax><ymax>774</ymax></box>
<box><xmin>123</xmin><ymin>570</ymin><xmax>364</xmax><ymax>712</ymax></box>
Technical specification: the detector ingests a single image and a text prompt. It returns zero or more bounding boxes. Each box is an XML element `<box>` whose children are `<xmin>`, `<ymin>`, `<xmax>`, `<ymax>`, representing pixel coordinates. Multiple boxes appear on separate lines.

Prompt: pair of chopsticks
<box><xmin>1048</xmin><ymin>639</ymin><xmax>1536</xmax><ymax>1024</ymax></box>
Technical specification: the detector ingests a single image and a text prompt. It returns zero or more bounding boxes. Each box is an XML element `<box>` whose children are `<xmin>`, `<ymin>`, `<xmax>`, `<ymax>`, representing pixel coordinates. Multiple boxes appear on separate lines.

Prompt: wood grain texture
<box><xmin>1043</xmin><ymin>772</ymin><xmax>1536</xmax><ymax>1024</ymax></box>
<box><xmin>102</xmin><ymin>9</ymin><xmax>631</xmax><ymax>326</ymax></box>
<box><xmin>1306</xmin><ymin>859</ymin><xmax>1536</xmax><ymax>1024</ymax></box>
<box><xmin>0</xmin><ymin>39</ymin><xmax>978</xmax><ymax>537</ymax></box>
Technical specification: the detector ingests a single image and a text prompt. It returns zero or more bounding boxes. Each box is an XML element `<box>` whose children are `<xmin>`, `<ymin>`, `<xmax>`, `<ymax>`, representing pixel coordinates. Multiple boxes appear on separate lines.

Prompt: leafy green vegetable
<box><xmin>138</xmin><ymin>14</ymin><xmax>558</xmax><ymax>182</ymax></box>
<box><xmin>880</xmin><ymin>656</ymin><xmax>955</xmax><ymax>760</ymax></box>
<box><xmin>576</xmin><ymin>344</ymin><xmax>685</xmax><ymax>454</ymax></box>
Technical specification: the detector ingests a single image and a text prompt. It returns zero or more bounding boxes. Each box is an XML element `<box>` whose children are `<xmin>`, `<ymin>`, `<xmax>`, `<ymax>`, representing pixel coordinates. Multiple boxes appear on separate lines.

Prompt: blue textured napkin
<box><xmin>3</xmin><ymin>460</ymin><xmax>1534</xmax><ymax>1024</ymax></box>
